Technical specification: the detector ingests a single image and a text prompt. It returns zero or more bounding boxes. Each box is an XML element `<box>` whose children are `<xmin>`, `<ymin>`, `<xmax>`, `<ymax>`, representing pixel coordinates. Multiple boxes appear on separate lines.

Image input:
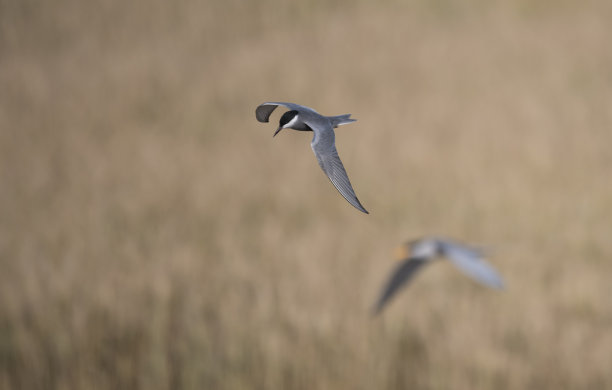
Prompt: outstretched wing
<box><xmin>311</xmin><ymin>141</ymin><xmax>368</xmax><ymax>214</ymax></box>
<box><xmin>373</xmin><ymin>257</ymin><xmax>428</xmax><ymax>315</ymax></box>
<box><xmin>441</xmin><ymin>241</ymin><xmax>505</xmax><ymax>289</ymax></box>
<box><xmin>255</xmin><ymin>102</ymin><xmax>317</xmax><ymax>123</ymax></box>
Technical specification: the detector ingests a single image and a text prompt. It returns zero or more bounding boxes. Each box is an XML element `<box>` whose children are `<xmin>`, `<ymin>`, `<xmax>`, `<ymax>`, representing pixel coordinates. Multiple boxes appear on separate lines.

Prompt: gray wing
<box><xmin>312</xmin><ymin>142</ymin><xmax>368</xmax><ymax>214</ymax></box>
<box><xmin>373</xmin><ymin>257</ymin><xmax>428</xmax><ymax>315</ymax></box>
<box><xmin>441</xmin><ymin>241</ymin><xmax>505</xmax><ymax>289</ymax></box>
<box><xmin>255</xmin><ymin>102</ymin><xmax>317</xmax><ymax>123</ymax></box>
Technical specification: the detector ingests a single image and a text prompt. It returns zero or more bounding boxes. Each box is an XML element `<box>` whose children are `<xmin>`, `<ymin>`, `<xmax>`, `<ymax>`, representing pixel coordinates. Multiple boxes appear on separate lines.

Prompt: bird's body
<box><xmin>373</xmin><ymin>237</ymin><xmax>504</xmax><ymax>315</ymax></box>
<box><xmin>256</xmin><ymin>102</ymin><xmax>368</xmax><ymax>214</ymax></box>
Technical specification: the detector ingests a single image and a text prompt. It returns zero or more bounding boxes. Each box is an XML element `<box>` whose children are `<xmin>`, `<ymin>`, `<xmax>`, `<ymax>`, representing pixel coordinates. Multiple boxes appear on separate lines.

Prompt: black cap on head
<box><xmin>279</xmin><ymin>110</ymin><xmax>298</xmax><ymax>128</ymax></box>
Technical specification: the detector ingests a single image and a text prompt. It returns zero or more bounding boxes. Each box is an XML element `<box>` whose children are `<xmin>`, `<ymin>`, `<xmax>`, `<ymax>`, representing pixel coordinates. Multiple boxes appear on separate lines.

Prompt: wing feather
<box><xmin>255</xmin><ymin>102</ymin><xmax>317</xmax><ymax>122</ymax></box>
<box><xmin>373</xmin><ymin>257</ymin><xmax>428</xmax><ymax>315</ymax></box>
<box><xmin>312</xmin><ymin>144</ymin><xmax>368</xmax><ymax>214</ymax></box>
<box><xmin>441</xmin><ymin>241</ymin><xmax>505</xmax><ymax>289</ymax></box>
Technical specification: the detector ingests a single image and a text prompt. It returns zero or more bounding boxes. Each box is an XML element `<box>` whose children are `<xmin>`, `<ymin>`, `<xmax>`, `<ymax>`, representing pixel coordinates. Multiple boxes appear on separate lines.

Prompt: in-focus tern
<box><xmin>256</xmin><ymin>102</ymin><xmax>368</xmax><ymax>214</ymax></box>
<box><xmin>373</xmin><ymin>237</ymin><xmax>505</xmax><ymax>315</ymax></box>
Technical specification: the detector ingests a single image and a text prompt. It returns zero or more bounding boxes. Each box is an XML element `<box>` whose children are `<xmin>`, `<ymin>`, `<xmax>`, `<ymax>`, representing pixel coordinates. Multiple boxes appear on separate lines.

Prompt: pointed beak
<box><xmin>393</xmin><ymin>244</ymin><xmax>411</xmax><ymax>261</ymax></box>
<box><xmin>273</xmin><ymin>126</ymin><xmax>283</xmax><ymax>137</ymax></box>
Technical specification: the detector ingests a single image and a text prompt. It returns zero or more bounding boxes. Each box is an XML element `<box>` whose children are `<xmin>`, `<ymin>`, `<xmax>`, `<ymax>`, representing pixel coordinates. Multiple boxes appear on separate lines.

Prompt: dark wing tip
<box><xmin>371</xmin><ymin>302</ymin><xmax>384</xmax><ymax>317</ymax></box>
<box><xmin>338</xmin><ymin>190</ymin><xmax>369</xmax><ymax>214</ymax></box>
<box><xmin>358</xmin><ymin>197</ymin><xmax>369</xmax><ymax>213</ymax></box>
<box><xmin>371</xmin><ymin>288</ymin><xmax>392</xmax><ymax>316</ymax></box>
<box><xmin>255</xmin><ymin>103</ymin><xmax>278</xmax><ymax>123</ymax></box>
<box><xmin>348</xmin><ymin>195</ymin><xmax>369</xmax><ymax>214</ymax></box>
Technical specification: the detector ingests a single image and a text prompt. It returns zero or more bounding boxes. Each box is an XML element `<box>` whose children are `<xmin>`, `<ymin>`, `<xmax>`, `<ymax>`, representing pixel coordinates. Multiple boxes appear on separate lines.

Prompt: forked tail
<box><xmin>329</xmin><ymin>114</ymin><xmax>357</xmax><ymax>128</ymax></box>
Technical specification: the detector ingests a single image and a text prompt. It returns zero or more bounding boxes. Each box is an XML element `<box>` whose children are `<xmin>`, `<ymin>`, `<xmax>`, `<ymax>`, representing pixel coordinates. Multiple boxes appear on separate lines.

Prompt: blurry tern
<box><xmin>256</xmin><ymin>102</ymin><xmax>368</xmax><ymax>214</ymax></box>
<box><xmin>373</xmin><ymin>237</ymin><xmax>504</xmax><ymax>315</ymax></box>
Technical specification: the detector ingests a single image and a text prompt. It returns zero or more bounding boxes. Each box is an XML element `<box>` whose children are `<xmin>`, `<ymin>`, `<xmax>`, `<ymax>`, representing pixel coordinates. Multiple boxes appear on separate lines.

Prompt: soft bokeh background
<box><xmin>1</xmin><ymin>0</ymin><xmax>612</xmax><ymax>389</ymax></box>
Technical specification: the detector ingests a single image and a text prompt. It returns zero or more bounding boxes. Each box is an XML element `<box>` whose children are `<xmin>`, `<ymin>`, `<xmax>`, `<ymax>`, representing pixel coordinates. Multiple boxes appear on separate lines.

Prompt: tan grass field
<box><xmin>1</xmin><ymin>0</ymin><xmax>612</xmax><ymax>388</ymax></box>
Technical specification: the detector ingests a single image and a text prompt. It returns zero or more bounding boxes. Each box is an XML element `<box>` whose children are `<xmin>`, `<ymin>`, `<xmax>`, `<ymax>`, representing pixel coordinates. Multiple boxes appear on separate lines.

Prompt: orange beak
<box><xmin>393</xmin><ymin>244</ymin><xmax>411</xmax><ymax>261</ymax></box>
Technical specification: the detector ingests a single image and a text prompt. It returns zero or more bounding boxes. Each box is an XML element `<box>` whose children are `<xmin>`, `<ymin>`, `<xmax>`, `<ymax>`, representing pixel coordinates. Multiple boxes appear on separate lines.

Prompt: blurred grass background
<box><xmin>1</xmin><ymin>0</ymin><xmax>612</xmax><ymax>388</ymax></box>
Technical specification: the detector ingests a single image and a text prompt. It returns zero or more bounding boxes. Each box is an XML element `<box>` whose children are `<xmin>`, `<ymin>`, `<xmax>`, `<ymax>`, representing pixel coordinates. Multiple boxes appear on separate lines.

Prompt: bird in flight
<box><xmin>373</xmin><ymin>237</ymin><xmax>504</xmax><ymax>315</ymax></box>
<box><xmin>256</xmin><ymin>102</ymin><xmax>368</xmax><ymax>214</ymax></box>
